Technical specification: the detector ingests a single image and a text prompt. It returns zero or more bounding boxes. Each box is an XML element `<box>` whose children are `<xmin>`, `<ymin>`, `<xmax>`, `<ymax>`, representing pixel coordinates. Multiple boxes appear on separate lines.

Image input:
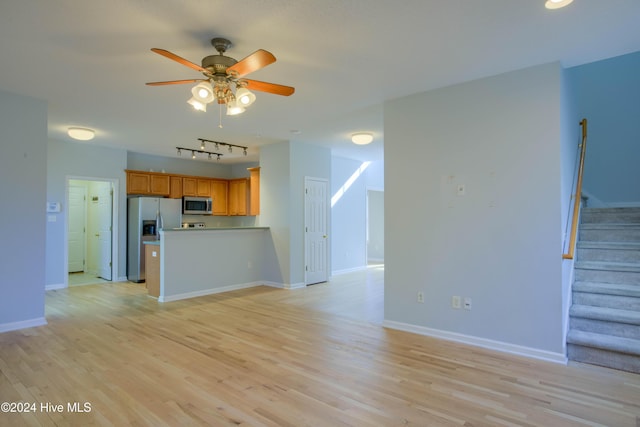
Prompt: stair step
<box><xmin>574</xmin><ymin>261</ymin><xmax>640</xmax><ymax>285</ymax></box>
<box><xmin>569</xmin><ymin>304</ymin><xmax>640</xmax><ymax>325</ymax></box>
<box><xmin>576</xmin><ymin>241</ymin><xmax>640</xmax><ymax>263</ymax></box>
<box><xmin>567</xmin><ymin>330</ymin><xmax>640</xmax><ymax>356</ymax></box>
<box><xmin>572</xmin><ymin>292</ymin><xmax>640</xmax><ymax>310</ymax></box>
<box><xmin>573</xmin><ymin>281</ymin><xmax>640</xmax><ymax>298</ymax></box>
<box><xmin>570</xmin><ymin>316</ymin><xmax>640</xmax><ymax>340</ymax></box>
<box><xmin>567</xmin><ymin>342</ymin><xmax>640</xmax><ymax>373</ymax></box>
<box><xmin>579</xmin><ymin>224</ymin><xmax>640</xmax><ymax>242</ymax></box>
<box><xmin>581</xmin><ymin>207</ymin><xmax>640</xmax><ymax>224</ymax></box>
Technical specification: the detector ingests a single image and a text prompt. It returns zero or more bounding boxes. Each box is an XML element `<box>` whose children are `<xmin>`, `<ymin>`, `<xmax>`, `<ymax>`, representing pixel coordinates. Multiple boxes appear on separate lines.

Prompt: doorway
<box><xmin>67</xmin><ymin>178</ymin><xmax>116</xmax><ymax>286</ymax></box>
<box><xmin>304</xmin><ymin>177</ymin><xmax>329</xmax><ymax>285</ymax></box>
<box><xmin>366</xmin><ymin>189</ymin><xmax>384</xmax><ymax>264</ymax></box>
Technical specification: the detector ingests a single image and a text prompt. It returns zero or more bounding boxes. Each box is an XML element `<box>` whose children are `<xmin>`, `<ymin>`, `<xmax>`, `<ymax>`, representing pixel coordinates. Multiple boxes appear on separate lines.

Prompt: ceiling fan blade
<box><xmin>244</xmin><ymin>79</ymin><xmax>295</xmax><ymax>96</ymax></box>
<box><xmin>151</xmin><ymin>48</ymin><xmax>208</xmax><ymax>73</ymax></box>
<box><xmin>227</xmin><ymin>49</ymin><xmax>276</xmax><ymax>77</ymax></box>
<box><xmin>146</xmin><ymin>79</ymin><xmax>203</xmax><ymax>86</ymax></box>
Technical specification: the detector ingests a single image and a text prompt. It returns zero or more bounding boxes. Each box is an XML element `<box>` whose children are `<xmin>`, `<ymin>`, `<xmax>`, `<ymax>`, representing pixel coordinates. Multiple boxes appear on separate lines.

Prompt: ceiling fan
<box><xmin>146</xmin><ymin>37</ymin><xmax>294</xmax><ymax>116</ymax></box>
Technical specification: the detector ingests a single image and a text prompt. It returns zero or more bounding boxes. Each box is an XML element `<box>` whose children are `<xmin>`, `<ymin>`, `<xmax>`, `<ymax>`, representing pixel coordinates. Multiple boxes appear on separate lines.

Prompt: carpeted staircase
<box><xmin>567</xmin><ymin>207</ymin><xmax>640</xmax><ymax>373</ymax></box>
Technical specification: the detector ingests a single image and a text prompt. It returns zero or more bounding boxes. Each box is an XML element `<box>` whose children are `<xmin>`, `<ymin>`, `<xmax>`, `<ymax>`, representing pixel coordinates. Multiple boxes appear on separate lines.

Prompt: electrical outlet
<box><xmin>456</xmin><ymin>184</ymin><xmax>466</xmax><ymax>196</ymax></box>
<box><xmin>417</xmin><ymin>291</ymin><xmax>424</xmax><ymax>303</ymax></box>
<box><xmin>464</xmin><ymin>297</ymin><xmax>472</xmax><ymax>310</ymax></box>
<box><xmin>452</xmin><ymin>295</ymin><xmax>461</xmax><ymax>309</ymax></box>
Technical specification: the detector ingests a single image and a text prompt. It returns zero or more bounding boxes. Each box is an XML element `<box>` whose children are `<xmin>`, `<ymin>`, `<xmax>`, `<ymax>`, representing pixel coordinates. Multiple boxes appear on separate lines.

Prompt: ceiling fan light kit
<box><xmin>147</xmin><ymin>37</ymin><xmax>295</xmax><ymax>125</ymax></box>
<box><xmin>545</xmin><ymin>0</ymin><xmax>573</xmax><ymax>9</ymax></box>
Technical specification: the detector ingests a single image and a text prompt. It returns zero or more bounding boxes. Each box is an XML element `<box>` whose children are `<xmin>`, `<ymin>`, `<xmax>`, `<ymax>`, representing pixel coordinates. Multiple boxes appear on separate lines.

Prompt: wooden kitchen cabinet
<box><xmin>149</xmin><ymin>174</ymin><xmax>170</xmax><ymax>195</ymax></box>
<box><xmin>144</xmin><ymin>243</ymin><xmax>160</xmax><ymax>298</ymax></box>
<box><xmin>228</xmin><ymin>178</ymin><xmax>249</xmax><ymax>216</ymax></box>
<box><xmin>183</xmin><ymin>177</ymin><xmax>211</xmax><ymax>197</ymax></box>
<box><xmin>169</xmin><ymin>176</ymin><xmax>183</xmax><ymax>199</ymax></box>
<box><xmin>196</xmin><ymin>178</ymin><xmax>211</xmax><ymax>196</ymax></box>
<box><xmin>126</xmin><ymin>170</ymin><xmax>169</xmax><ymax>196</ymax></box>
<box><xmin>127</xmin><ymin>171</ymin><xmax>150</xmax><ymax>194</ymax></box>
<box><xmin>211</xmin><ymin>179</ymin><xmax>228</xmax><ymax>216</ymax></box>
<box><xmin>248</xmin><ymin>167</ymin><xmax>260</xmax><ymax>216</ymax></box>
<box><xmin>182</xmin><ymin>177</ymin><xmax>197</xmax><ymax>196</ymax></box>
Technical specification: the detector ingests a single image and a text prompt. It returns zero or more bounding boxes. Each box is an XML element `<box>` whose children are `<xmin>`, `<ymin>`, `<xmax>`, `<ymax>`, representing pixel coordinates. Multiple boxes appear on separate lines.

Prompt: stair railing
<box><xmin>563</xmin><ymin>118</ymin><xmax>588</xmax><ymax>260</ymax></box>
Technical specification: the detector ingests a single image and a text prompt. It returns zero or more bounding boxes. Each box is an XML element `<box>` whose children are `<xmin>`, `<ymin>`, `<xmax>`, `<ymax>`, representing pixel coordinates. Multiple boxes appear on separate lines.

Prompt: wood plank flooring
<box><xmin>1</xmin><ymin>266</ymin><xmax>639</xmax><ymax>426</ymax></box>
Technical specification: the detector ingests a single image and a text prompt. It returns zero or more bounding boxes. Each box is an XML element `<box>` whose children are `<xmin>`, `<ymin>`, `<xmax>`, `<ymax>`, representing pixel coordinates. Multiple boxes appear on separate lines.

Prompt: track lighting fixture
<box><xmin>176</xmin><ymin>139</ymin><xmax>248</xmax><ymax>162</ymax></box>
<box><xmin>176</xmin><ymin>146</ymin><xmax>223</xmax><ymax>162</ymax></box>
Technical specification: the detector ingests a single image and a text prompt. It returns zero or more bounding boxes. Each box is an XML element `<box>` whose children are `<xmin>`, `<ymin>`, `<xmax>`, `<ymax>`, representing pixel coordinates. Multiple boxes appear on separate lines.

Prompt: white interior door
<box><xmin>68</xmin><ymin>185</ymin><xmax>87</xmax><ymax>273</ymax></box>
<box><xmin>305</xmin><ymin>177</ymin><xmax>329</xmax><ymax>285</ymax></box>
<box><xmin>96</xmin><ymin>183</ymin><xmax>113</xmax><ymax>280</ymax></box>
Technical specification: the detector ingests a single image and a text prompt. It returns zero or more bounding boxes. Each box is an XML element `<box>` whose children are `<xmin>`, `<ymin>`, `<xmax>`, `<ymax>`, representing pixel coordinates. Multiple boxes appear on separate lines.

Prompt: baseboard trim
<box><xmin>46</xmin><ymin>283</ymin><xmax>67</xmax><ymax>291</ymax></box>
<box><xmin>0</xmin><ymin>317</ymin><xmax>48</xmax><ymax>333</ymax></box>
<box><xmin>383</xmin><ymin>320</ymin><xmax>568</xmax><ymax>365</ymax></box>
<box><xmin>159</xmin><ymin>282</ymin><xmax>262</xmax><ymax>302</ymax></box>
<box><xmin>285</xmin><ymin>282</ymin><xmax>306</xmax><ymax>290</ymax></box>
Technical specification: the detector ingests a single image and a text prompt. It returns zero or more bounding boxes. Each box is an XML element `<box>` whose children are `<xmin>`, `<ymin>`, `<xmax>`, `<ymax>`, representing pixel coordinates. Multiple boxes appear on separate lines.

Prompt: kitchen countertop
<box><xmin>167</xmin><ymin>226</ymin><xmax>270</xmax><ymax>231</ymax></box>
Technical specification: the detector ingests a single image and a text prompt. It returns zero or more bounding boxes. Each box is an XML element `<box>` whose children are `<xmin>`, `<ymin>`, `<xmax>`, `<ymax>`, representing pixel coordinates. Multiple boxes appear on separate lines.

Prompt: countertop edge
<box><xmin>162</xmin><ymin>227</ymin><xmax>270</xmax><ymax>232</ymax></box>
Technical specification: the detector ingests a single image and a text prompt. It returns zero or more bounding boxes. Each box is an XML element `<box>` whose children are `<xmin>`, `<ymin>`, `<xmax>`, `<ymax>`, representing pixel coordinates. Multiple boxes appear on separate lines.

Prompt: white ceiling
<box><xmin>1</xmin><ymin>0</ymin><xmax>639</xmax><ymax>164</ymax></box>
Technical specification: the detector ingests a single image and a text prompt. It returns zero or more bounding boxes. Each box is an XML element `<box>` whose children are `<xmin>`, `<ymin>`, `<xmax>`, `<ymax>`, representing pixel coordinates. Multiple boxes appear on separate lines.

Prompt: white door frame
<box><xmin>65</xmin><ymin>176</ymin><xmax>119</xmax><ymax>286</ymax></box>
<box><xmin>366</xmin><ymin>187</ymin><xmax>384</xmax><ymax>264</ymax></box>
<box><xmin>304</xmin><ymin>176</ymin><xmax>330</xmax><ymax>285</ymax></box>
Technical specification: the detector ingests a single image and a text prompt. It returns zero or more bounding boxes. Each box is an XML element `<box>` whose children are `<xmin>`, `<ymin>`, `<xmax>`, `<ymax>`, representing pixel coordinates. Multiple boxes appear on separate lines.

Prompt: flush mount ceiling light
<box><xmin>351</xmin><ymin>132</ymin><xmax>374</xmax><ymax>145</ymax></box>
<box><xmin>146</xmin><ymin>37</ymin><xmax>295</xmax><ymax>128</ymax></box>
<box><xmin>545</xmin><ymin>0</ymin><xmax>573</xmax><ymax>9</ymax></box>
<box><xmin>67</xmin><ymin>127</ymin><xmax>95</xmax><ymax>141</ymax></box>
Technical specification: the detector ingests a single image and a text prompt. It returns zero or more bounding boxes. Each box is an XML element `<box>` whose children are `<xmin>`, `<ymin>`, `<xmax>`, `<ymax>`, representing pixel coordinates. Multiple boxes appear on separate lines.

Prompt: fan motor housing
<box><xmin>201</xmin><ymin>55</ymin><xmax>237</xmax><ymax>75</ymax></box>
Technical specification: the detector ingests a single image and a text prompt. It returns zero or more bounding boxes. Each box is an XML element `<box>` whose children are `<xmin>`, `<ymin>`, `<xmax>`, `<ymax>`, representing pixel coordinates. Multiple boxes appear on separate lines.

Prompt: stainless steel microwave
<box><xmin>182</xmin><ymin>196</ymin><xmax>212</xmax><ymax>215</ymax></box>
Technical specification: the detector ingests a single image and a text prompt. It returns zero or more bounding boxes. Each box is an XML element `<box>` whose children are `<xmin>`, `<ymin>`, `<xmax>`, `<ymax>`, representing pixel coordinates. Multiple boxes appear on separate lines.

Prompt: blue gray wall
<box><xmin>0</xmin><ymin>89</ymin><xmax>47</xmax><ymax>329</ymax></box>
<box><xmin>384</xmin><ymin>63</ymin><xmax>567</xmax><ymax>359</ymax></box>
<box><xmin>568</xmin><ymin>51</ymin><xmax>640</xmax><ymax>206</ymax></box>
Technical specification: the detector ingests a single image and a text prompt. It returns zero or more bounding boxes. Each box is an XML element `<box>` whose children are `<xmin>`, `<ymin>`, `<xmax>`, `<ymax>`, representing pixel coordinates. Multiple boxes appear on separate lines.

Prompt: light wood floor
<box><xmin>1</xmin><ymin>266</ymin><xmax>639</xmax><ymax>426</ymax></box>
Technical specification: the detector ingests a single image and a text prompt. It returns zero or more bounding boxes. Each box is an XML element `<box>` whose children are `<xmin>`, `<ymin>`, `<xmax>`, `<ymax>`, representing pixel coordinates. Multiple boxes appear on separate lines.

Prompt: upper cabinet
<box><xmin>126</xmin><ymin>170</ymin><xmax>169</xmax><ymax>196</ymax></box>
<box><xmin>248</xmin><ymin>167</ymin><xmax>260</xmax><ymax>216</ymax></box>
<box><xmin>169</xmin><ymin>176</ymin><xmax>183</xmax><ymax>199</ymax></box>
<box><xmin>183</xmin><ymin>177</ymin><xmax>211</xmax><ymax>197</ymax></box>
<box><xmin>211</xmin><ymin>179</ymin><xmax>228</xmax><ymax>216</ymax></box>
<box><xmin>228</xmin><ymin>178</ymin><xmax>248</xmax><ymax>216</ymax></box>
<box><xmin>126</xmin><ymin>168</ymin><xmax>260</xmax><ymax>216</ymax></box>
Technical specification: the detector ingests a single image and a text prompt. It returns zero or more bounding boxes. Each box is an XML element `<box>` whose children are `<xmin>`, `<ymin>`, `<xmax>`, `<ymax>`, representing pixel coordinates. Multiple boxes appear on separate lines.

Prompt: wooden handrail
<box><xmin>563</xmin><ymin>119</ymin><xmax>588</xmax><ymax>260</ymax></box>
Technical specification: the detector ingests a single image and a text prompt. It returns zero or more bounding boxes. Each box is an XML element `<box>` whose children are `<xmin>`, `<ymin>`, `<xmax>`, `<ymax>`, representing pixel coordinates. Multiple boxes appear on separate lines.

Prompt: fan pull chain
<box><xmin>218</xmin><ymin>104</ymin><xmax>223</xmax><ymax>128</ymax></box>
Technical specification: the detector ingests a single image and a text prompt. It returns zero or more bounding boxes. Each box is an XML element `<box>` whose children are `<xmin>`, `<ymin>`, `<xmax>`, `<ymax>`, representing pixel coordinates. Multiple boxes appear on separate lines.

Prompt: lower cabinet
<box><xmin>145</xmin><ymin>244</ymin><xmax>160</xmax><ymax>298</ymax></box>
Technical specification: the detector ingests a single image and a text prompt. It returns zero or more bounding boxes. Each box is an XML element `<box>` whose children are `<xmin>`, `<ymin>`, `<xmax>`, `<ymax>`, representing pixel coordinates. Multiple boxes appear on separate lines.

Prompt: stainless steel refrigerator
<box><xmin>127</xmin><ymin>197</ymin><xmax>182</xmax><ymax>282</ymax></box>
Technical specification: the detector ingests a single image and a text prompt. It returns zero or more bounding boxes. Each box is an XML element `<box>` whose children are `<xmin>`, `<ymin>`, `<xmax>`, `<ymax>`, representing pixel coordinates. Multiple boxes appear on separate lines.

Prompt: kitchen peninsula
<box><xmin>151</xmin><ymin>226</ymin><xmax>275</xmax><ymax>302</ymax></box>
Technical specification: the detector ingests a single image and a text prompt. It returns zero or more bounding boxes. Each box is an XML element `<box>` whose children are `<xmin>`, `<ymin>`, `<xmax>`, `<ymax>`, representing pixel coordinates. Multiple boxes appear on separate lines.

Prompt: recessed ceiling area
<box><xmin>1</xmin><ymin>1</ymin><xmax>639</xmax><ymax>164</ymax></box>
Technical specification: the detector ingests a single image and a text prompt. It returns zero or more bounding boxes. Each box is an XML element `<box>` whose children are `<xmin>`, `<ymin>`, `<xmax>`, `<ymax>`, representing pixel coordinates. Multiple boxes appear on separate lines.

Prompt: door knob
<box><xmin>95</xmin><ymin>233</ymin><xmax>100</xmax><ymax>237</ymax></box>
